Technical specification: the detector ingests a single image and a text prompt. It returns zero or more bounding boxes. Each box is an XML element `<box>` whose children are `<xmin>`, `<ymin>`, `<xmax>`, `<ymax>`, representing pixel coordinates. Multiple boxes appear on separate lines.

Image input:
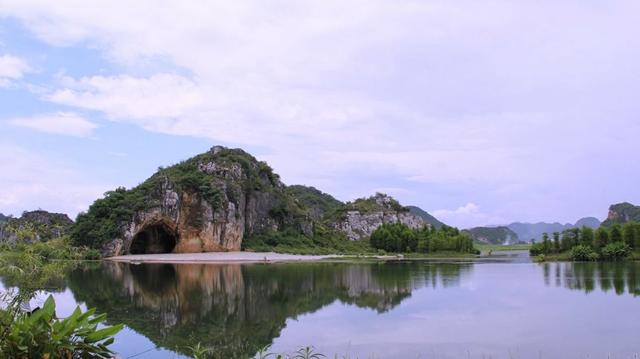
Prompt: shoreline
<box><xmin>107</xmin><ymin>251</ymin><xmax>343</xmax><ymax>264</ymax></box>
<box><xmin>106</xmin><ymin>250</ymin><xmax>529</xmax><ymax>264</ymax></box>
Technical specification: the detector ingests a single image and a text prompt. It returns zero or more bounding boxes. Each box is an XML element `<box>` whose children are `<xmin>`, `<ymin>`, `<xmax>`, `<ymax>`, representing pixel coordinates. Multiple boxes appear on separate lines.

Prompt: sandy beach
<box><xmin>107</xmin><ymin>251</ymin><xmax>340</xmax><ymax>263</ymax></box>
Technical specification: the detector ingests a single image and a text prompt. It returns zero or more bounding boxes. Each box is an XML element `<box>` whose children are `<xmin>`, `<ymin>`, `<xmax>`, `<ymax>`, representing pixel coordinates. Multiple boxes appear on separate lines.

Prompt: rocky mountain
<box><xmin>602</xmin><ymin>202</ymin><xmax>640</xmax><ymax>226</ymax></box>
<box><xmin>406</xmin><ymin>206</ymin><xmax>445</xmax><ymax>229</ymax></box>
<box><xmin>507</xmin><ymin>217</ymin><xmax>601</xmax><ymax>243</ymax></box>
<box><xmin>73</xmin><ymin>147</ymin><xmax>434</xmax><ymax>256</ymax></box>
<box><xmin>463</xmin><ymin>226</ymin><xmax>519</xmax><ymax>244</ymax></box>
<box><xmin>330</xmin><ymin>193</ymin><xmax>427</xmax><ymax>241</ymax></box>
<box><xmin>0</xmin><ymin>210</ymin><xmax>73</xmax><ymax>244</ymax></box>
<box><xmin>73</xmin><ymin>146</ymin><xmax>313</xmax><ymax>257</ymax></box>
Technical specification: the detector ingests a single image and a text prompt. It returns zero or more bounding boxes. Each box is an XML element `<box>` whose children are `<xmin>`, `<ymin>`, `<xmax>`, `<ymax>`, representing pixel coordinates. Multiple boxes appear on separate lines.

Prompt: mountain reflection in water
<box><xmin>67</xmin><ymin>261</ymin><xmax>471</xmax><ymax>358</ymax></box>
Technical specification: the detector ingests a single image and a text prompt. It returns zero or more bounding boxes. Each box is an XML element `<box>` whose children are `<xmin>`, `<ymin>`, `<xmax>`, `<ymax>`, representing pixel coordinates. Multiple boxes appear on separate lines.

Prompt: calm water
<box><xmin>4</xmin><ymin>255</ymin><xmax>640</xmax><ymax>358</ymax></box>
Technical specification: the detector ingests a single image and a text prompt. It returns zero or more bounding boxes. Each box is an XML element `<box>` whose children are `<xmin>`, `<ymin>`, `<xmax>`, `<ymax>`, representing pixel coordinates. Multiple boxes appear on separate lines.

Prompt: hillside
<box><xmin>602</xmin><ymin>202</ymin><xmax>640</xmax><ymax>226</ymax></box>
<box><xmin>463</xmin><ymin>226</ymin><xmax>519</xmax><ymax>244</ymax></box>
<box><xmin>406</xmin><ymin>206</ymin><xmax>445</xmax><ymax>229</ymax></box>
<box><xmin>329</xmin><ymin>193</ymin><xmax>427</xmax><ymax>241</ymax></box>
<box><xmin>0</xmin><ymin>210</ymin><xmax>73</xmax><ymax>243</ymax></box>
<box><xmin>286</xmin><ymin>185</ymin><xmax>343</xmax><ymax>220</ymax></box>
<box><xmin>72</xmin><ymin>146</ymin><xmax>429</xmax><ymax>256</ymax></box>
<box><xmin>72</xmin><ymin>146</ymin><xmax>312</xmax><ymax>256</ymax></box>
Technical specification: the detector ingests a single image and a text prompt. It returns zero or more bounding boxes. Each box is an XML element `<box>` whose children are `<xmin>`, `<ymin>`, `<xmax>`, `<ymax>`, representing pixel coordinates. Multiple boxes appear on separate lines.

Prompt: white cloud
<box><xmin>1</xmin><ymin>1</ymin><xmax>640</xmax><ymax>224</ymax></box>
<box><xmin>9</xmin><ymin>112</ymin><xmax>97</xmax><ymax>137</ymax></box>
<box><xmin>0</xmin><ymin>144</ymin><xmax>111</xmax><ymax>218</ymax></box>
<box><xmin>0</xmin><ymin>54</ymin><xmax>30</xmax><ymax>86</ymax></box>
<box><xmin>432</xmin><ymin>203</ymin><xmax>505</xmax><ymax>229</ymax></box>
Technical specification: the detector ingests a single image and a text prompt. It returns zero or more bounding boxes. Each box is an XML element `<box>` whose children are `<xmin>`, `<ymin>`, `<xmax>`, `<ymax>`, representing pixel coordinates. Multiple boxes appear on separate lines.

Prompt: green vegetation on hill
<box><xmin>406</xmin><ymin>206</ymin><xmax>445</xmax><ymax>229</ymax></box>
<box><xmin>345</xmin><ymin>193</ymin><xmax>407</xmax><ymax>214</ymax></box>
<box><xmin>71</xmin><ymin>147</ymin><xmax>307</xmax><ymax>250</ymax></box>
<box><xmin>370</xmin><ymin>223</ymin><xmax>477</xmax><ymax>254</ymax></box>
<box><xmin>530</xmin><ymin>222</ymin><xmax>640</xmax><ymax>261</ymax></box>
<box><xmin>286</xmin><ymin>185</ymin><xmax>343</xmax><ymax>220</ymax></box>
<box><xmin>0</xmin><ymin>210</ymin><xmax>73</xmax><ymax>244</ymax></box>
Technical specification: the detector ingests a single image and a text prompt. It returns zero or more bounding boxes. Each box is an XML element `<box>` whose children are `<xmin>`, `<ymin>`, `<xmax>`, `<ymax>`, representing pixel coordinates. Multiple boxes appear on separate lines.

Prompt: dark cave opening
<box><xmin>130</xmin><ymin>224</ymin><xmax>177</xmax><ymax>254</ymax></box>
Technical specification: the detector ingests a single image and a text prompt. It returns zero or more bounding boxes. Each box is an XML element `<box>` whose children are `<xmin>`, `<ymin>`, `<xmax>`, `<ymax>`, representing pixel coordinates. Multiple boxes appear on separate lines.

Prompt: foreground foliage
<box><xmin>0</xmin><ymin>247</ymin><xmax>122</xmax><ymax>358</ymax></box>
<box><xmin>0</xmin><ymin>294</ymin><xmax>123</xmax><ymax>358</ymax></box>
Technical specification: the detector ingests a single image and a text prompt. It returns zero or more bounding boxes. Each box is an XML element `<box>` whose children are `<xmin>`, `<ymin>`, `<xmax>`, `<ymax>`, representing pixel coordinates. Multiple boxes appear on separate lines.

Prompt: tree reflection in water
<box><xmin>67</xmin><ymin>261</ymin><xmax>471</xmax><ymax>358</ymax></box>
<box><xmin>542</xmin><ymin>261</ymin><xmax>640</xmax><ymax>296</ymax></box>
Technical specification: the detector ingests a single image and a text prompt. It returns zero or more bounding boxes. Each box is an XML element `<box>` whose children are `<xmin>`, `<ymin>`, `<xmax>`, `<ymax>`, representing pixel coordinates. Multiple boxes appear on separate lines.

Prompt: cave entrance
<box><xmin>130</xmin><ymin>223</ymin><xmax>177</xmax><ymax>254</ymax></box>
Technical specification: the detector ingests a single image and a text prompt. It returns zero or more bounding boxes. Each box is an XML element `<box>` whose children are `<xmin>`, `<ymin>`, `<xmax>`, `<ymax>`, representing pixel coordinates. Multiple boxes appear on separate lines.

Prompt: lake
<box><xmin>3</xmin><ymin>254</ymin><xmax>640</xmax><ymax>358</ymax></box>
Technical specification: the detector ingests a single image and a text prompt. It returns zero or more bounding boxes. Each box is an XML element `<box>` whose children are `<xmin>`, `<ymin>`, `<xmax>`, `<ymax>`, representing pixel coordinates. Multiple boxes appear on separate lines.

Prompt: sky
<box><xmin>0</xmin><ymin>0</ymin><xmax>639</xmax><ymax>228</ymax></box>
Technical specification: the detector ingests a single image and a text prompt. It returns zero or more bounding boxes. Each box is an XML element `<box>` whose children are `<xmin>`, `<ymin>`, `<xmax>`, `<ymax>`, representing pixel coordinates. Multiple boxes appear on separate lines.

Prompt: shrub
<box><xmin>0</xmin><ymin>294</ymin><xmax>123</xmax><ymax>358</ymax></box>
<box><xmin>570</xmin><ymin>245</ymin><xmax>599</xmax><ymax>261</ymax></box>
<box><xmin>600</xmin><ymin>242</ymin><xmax>631</xmax><ymax>261</ymax></box>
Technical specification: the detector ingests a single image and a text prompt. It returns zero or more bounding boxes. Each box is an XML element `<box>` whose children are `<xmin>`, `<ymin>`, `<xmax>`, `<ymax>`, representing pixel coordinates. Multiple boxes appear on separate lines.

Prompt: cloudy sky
<box><xmin>1</xmin><ymin>0</ymin><xmax>639</xmax><ymax>228</ymax></box>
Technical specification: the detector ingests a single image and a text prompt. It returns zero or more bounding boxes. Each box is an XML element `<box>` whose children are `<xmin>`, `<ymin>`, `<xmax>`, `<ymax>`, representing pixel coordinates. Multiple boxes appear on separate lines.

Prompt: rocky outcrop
<box><xmin>0</xmin><ymin>210</ymin><xmax>73</xmax><ymax>243</ymax></box>
<box><xmin>603</xmin><ymin>202</ymin><xmax>640</xmax><ymax>226</ymax></box>
<box><xmin>75</xmin><ymin>146</ymin><xmax>311</xmax><ymax>257</ymax></box>
<box><xmin>332</xmin><ymin>193</ymin><xmax>427</xmax><ymax>241</ymax></box>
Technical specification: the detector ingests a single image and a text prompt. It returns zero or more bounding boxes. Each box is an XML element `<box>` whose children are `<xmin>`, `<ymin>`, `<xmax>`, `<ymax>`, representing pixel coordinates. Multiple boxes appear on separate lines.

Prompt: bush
<box><xmin>0</xmin><ymin>294</ymin><xmax>123</xmax><ymax>358</ymax></box>
<box><xmin>570</xmin><ymin>245</ymin><xmax>599</xmax><ymax>261</ymax></box>
<box><xmin>600</xmin><ymin>242</ymin><xmax>631</xmax><ymax>261</ymax></box>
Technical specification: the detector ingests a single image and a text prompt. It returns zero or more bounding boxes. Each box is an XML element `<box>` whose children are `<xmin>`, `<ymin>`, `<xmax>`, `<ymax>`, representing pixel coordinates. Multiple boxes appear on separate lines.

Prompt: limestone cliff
<box><xmin>73</xmin><ymin>146</ymin><xmax>311</xmax><ymax>256</ymax></box>
<box><xmin>330</xmin><ymin>193</ymin><xmax>427</xmax><ymax>241</ymax></box>
<box><xmin>603</xmin><ymin>202</ymin><xmax>640</xmax><ymax>226</ymax></box>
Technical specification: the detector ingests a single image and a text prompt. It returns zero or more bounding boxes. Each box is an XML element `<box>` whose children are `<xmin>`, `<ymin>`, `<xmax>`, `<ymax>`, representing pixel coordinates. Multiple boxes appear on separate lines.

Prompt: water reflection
<box><xmin>542</xmin><ymin>261</ymin><xmax>640</xmax><ymax>296</ymax></box>
<box><xmin>66</xmin><ymin>261</ymin><xmax>471</xmax><ymax>358</ymax></box>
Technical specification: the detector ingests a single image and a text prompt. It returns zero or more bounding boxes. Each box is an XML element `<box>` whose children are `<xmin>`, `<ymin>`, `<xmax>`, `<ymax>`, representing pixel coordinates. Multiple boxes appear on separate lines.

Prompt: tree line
<box><xmin>370</xmin><ymin>223</ymin><xmax>477</xmax><ymax>254</ymax></box>
<box><xmin>530</xmin><ymin>222</ymin><xmax>640</xmax><ymax>261</ymax></box>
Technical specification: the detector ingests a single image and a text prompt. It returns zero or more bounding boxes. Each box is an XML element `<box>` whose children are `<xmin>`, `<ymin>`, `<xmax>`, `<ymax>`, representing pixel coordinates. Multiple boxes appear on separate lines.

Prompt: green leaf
<box><xmin>84</xmin><ymin>324</ymin><xmax>124</xmax><ymax>343</ymax></box>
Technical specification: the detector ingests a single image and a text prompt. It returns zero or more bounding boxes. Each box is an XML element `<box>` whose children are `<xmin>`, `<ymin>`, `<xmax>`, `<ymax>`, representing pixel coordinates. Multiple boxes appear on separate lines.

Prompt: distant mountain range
<box><xmin>462</xmin><ymin>217</ymin><xmax>602</xmax><ymax>244</ymax></box>
<box><xmin>506</xmin><ymin>217</ymin><xmax>601</xmax><ymax>243</ymax></box>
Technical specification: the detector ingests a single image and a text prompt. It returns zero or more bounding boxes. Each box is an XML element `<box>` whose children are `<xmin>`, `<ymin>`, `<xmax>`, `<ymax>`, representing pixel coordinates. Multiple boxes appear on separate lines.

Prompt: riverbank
<box><xmin>107</xmin><ymin>250</ymin><xmax>527</xmax><ymax>264</ymax></box>
<box><xmin>107</xmin><ymin>251</ymin><xmax>341</xmax><ymax>263</ymax></box>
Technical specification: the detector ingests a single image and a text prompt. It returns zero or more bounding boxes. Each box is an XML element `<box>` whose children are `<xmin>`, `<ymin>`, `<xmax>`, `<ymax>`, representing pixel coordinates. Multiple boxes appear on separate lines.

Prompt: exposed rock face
<box><xmin>92</xmin><ymin>147</ymin><xmax>311</xmax><ymax>257</ymax></box>
<box><xmin>333</xmin><ymin>193</ymin><xmax>427</xmax><ymax>241</ymax></box>
<box><xmin>0</xmin><ymin>210</ymin><xmax>73</xmax><ymax>243</ymax></box>
<box><xmin>603</xmin><ymin>202</ymin><xmax>640</xmax><ymax>226</ymax></box>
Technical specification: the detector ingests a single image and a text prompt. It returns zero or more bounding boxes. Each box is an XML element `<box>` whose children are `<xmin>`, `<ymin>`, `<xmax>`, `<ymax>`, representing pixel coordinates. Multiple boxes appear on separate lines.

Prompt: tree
<box><xmin>553</xmin><ymin>232</ymin><xmax>560</xmax><ymax>252</ymax></box>
<box><xmin>561</xmin><ymin>230</ymin><xmax>575</xmax><ymax>251</ymax></box>
<box><xmin>594</xmin><ymin>227</ymin><xmax>609</xmax><ymax>250</ymax></box>
<box><xmin>581</xmin><ymin>227</ymin><xmax>594</xmax><ymax>249</ymax></box>
<box><xmin>610</xmin><ymin>225</ymin><xmax>623</xmax><ymax>243</ymax></box>
<box><xmin>622</xmin><ymin>222</ymin><xmax>637</xmax><ymax>249</ymax></box>
<box><xmin>542</xmin><ymin>232</ymin><xmax>551</xmax><ymax>254</ymax></box>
